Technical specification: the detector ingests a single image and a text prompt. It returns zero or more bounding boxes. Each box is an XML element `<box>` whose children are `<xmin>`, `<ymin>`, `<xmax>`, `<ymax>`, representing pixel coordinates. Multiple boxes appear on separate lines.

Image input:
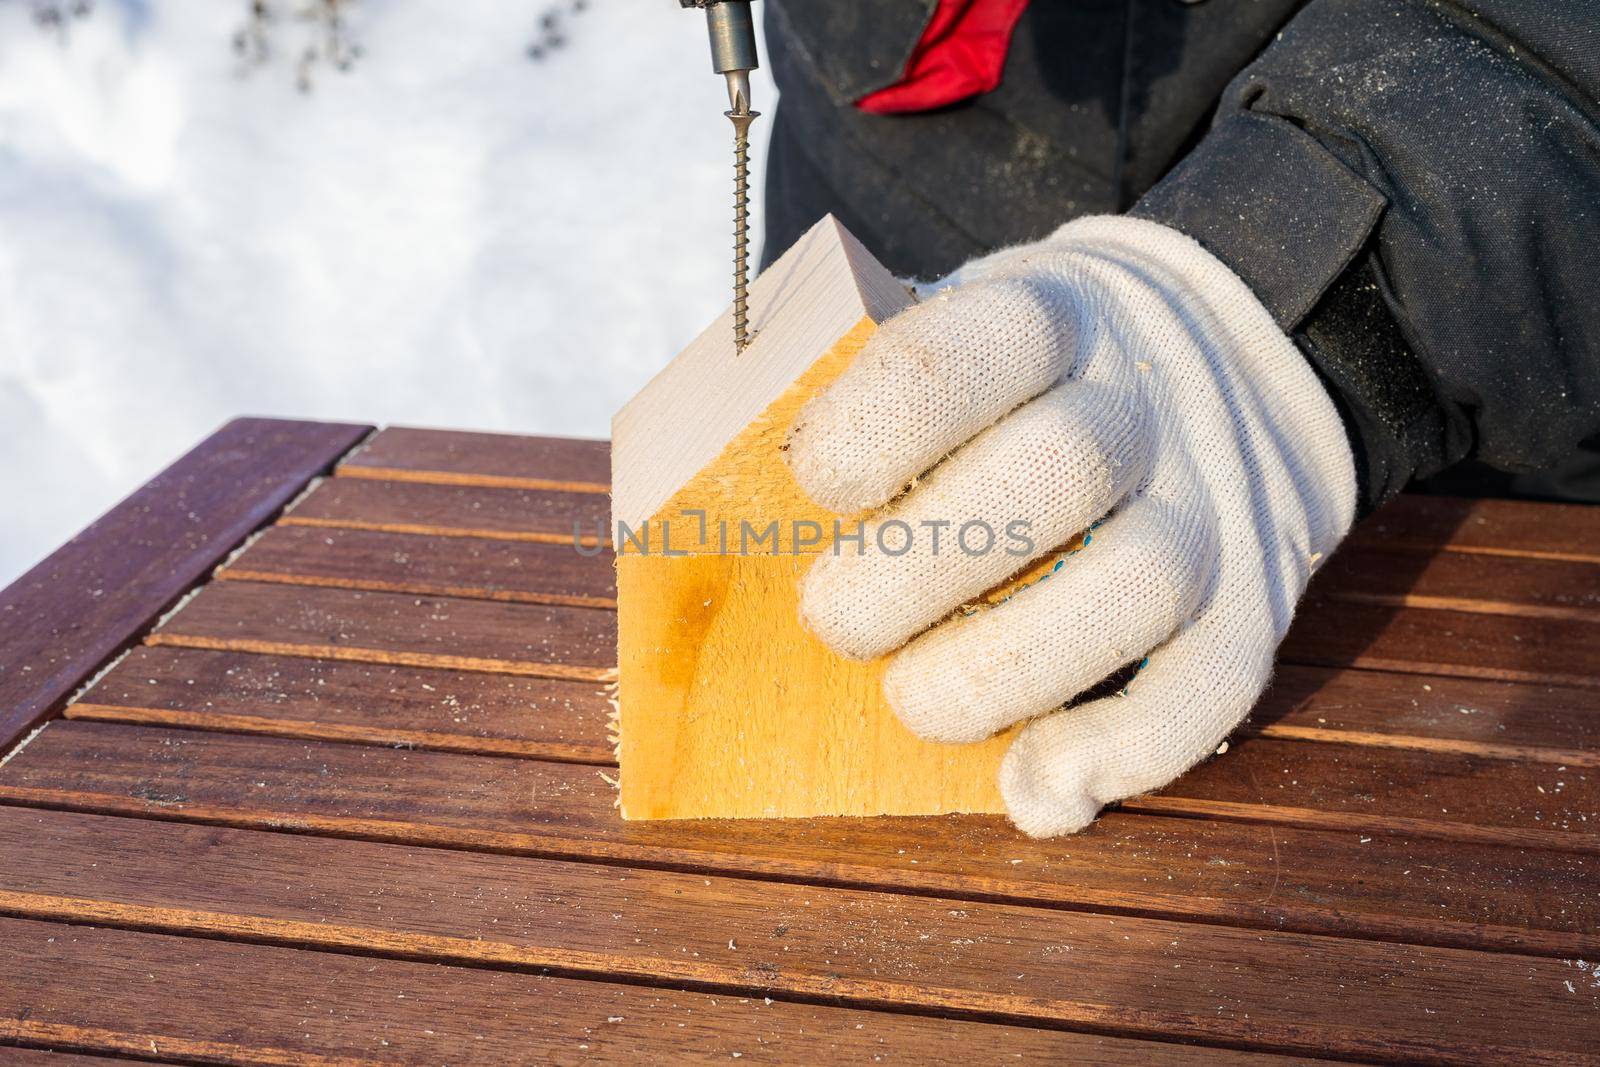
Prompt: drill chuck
<box><xmin>702</xmin><ymin>1</ymin><xmax>758</xmax><ymax>76</ymax></box>
<box><xmin>682</xmin><ymin>0</ymin><xmax>758</xmax><ymax>112</ymax></box>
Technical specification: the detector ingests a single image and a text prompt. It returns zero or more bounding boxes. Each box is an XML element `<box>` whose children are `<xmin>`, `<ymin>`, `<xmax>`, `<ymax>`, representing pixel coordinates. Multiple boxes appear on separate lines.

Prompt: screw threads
<box><xmin>728</xmin><ymin>109</ymin><xmax>758</xmax><ymax>353</ymax></box>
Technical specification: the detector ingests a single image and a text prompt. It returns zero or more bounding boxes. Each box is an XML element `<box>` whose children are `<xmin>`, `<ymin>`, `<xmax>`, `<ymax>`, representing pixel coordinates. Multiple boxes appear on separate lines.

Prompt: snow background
<box><xmin>0</xmin><ymin>0</ymin><xmax>774</xmax><ymax>586</ymax></box>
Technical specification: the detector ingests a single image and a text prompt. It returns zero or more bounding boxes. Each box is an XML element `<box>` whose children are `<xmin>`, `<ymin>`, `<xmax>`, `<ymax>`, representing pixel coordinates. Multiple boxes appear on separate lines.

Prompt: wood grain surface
<box><xmin>6</xmin><ymin>916</ymin><xmax>1267</xmax><ymax>1065</ymax></box>
<box><xmin>67</xmin><ymin>645</ymin><xmax>614</xmax><ymax>762</ymax></box>
<box><xmin>2</xmin><ymin>427</ymin><xmax>1597</xmax><ymax>1064</ymax></box>
<box><xmin>4</xmin><ymin>721</ymin><xmax>1596</xmax><ymax>956</ymax></box>
<box><xmin>1284</xmin><ymin>594</ymin><xmax>1600</xmax><ymax>689</ymax></box>
<box><xmin>1248</xmin><ymin>664</ymin><xmax>1600</xmax><ymax>765</ymax></box>
<box><xmin>1315</xmin><ymin>544</ymin><xmax>1600</xmax><ymax>620</ymax></box>
<box><xmin>66</xmin><ymin>646</ymin><xmax>1600</xmax><ymax>770</ymax></box>
<box><xmin>0</xmin><ymin>809</ymin><xmax>1592</xmax><ymax>1063</ymax></box>
<box><xmin>1350</xmin><ymin>494</ymin><xmax>1600</xmax><ymax>563</ymax></box>
<box><xmin>339</xmin><ymin>427</ymin><xmax>611</xmax><ymax>492</ymax></box>
<box><xmin>0</xmin><ymin>418</ymin><xmax>370</xmax><ymax>757</ymax></box>
<box><xmin>232</xmin><ymin>472</ymin><xmax>1600</xmax><ymax>691</ymax></box>
<box><xmin>220</xmin><ymin>523</ymin><xmax>617</xmax><ymax>607</ymax></box>
<box><xmin>147</xmin><ymin>581</ymin><xmax>617</xmax><ymax>681</ymax></box>
<box><xmin>283</xmin><ymin>476</ymin><xmax>611</xmax><ymax>544</ymax></box>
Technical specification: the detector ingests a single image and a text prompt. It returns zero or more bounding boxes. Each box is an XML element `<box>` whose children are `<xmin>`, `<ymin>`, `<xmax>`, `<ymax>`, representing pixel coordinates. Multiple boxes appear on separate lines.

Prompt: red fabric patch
<box><xmin>856</xmin><ymin>0</ymin><xmax>1032</xmax><ymax>115</ymax></box>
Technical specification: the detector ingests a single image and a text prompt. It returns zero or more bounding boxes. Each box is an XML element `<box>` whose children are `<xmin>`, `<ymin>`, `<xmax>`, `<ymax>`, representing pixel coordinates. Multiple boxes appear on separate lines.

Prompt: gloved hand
<box><xmin>785</xmin><ymin>216</ymin><xmax>1357</xmax><ymax>837</ymax></box>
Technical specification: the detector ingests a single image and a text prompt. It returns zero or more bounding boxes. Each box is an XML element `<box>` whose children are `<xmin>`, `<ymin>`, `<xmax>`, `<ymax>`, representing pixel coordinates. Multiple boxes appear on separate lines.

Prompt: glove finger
<box><xmin>799</xmin><ymin>381</ymin><xmax>1152</xmax><ymax>660</ymax></box>
<box><xmin>998</xmin><ymin>615</ymin><xmax>1272</xmax><ymax>837</ymax></box>
<box><xmin>786</xmin><ymin>274</ymin><xmax>1080</xmax><ymax>514</ymax></box>
<box><xmin>881</xmin><ymin>493</ymin><xmax>1215</xmax><ymax>743</ymax></box>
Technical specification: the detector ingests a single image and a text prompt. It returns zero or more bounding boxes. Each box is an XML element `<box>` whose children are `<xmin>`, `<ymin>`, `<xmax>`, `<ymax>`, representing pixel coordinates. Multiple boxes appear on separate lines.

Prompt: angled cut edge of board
<box><xmin>612</xmin><ymin>215</ymin><xmax>1012</xmax><ymax>821</ymax></box>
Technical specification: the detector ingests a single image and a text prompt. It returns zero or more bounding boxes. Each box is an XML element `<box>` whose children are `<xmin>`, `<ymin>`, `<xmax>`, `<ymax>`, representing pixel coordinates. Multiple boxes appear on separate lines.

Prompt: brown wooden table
<box><xmin>1</xmin><ymin>417</ymin><xmax>1596</xmax><ymax>1065</ymax></box>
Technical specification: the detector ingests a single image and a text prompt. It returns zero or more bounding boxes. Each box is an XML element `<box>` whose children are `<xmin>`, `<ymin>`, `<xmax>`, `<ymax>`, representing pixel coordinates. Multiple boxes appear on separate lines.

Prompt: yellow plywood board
<box><xmin>618</xmin><ymin>315</ymin><xmax>1014</xmax><ymax>820</ymax></box>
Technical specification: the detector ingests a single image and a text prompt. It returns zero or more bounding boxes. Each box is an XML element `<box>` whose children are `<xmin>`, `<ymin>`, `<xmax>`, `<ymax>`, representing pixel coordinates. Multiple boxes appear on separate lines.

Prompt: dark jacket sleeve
<box><xmin>1130</xmin><ymin>0</ymin><xmax>1600</xmax><ymax>512</ymax></box>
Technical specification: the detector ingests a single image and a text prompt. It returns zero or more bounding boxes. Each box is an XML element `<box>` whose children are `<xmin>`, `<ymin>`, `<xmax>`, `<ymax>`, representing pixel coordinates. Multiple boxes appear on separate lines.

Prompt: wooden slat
<box><xmin>339</xmin><ymin>427</ymin><xmax>611</xmax><ymax>492</ymax></box>
<box><xmin>1124</xmin><ymin>733</ymin><xmax>1595</xmax><ymax>842</ymax></box>
<box><xmin>0</xmin><ymin>917</ymin><xmax>1229</xmax><ymax>1065</ymax></box>
<box><xmin>1315</xmin><ymin>545</ymin><xmax>1600</xmax><ymax>622</ymax></box>
<box><xmin>1251</xmin><ymin>665</ymin><xmax>1600</xmax><ymax>766</ymax></box>
<box><xmin>283</xmin><ymin>476</ymin><xmax>611</xmax><ymax>544</ymax></box>
<box><xmin>3</xmin><ymin>722</ymin><xmax>1594</xmax><ymax>957</ymax></box>
<box><xmin>66</xmin><ymin>646</ymin><xmax>614</xmax><ymax>763</ymax></box>
<box><xmin>1356</xmin><ymin>494</ymin><xmax>1600</xmax><ymax>564</ymax></box>
<box><xmin>147</xmin><ymin>582</ymin><xmax>616</xmax><ymax>682</ymax></box>
<box><xmin>0</xmin><ymin>418</ymin><xmax>371</xmax><ymax>756</ymax></box>
<box><xmin>0</xmin><ymin>809</ymin><xmax>1591</xmax><ymax>1064</ymax></box>
<box><xmin>1284</xmin><ymin>595</ymin><xmax>1600</xmax><ymax>689</ymax></box>
<box><xmin>219</xmin><ymin>525</ymin><xmax>616</xmax><ymax>607</ymax></box>
<box><xmin>64</xmin><ymin>644</ymin><xmax>1600</xmax><ymax>771</ymax></box>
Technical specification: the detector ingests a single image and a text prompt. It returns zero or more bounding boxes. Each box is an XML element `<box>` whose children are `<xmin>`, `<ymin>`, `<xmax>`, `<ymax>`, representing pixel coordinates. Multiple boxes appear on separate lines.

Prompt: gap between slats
<box><xmin>161</xmin><ymin>573</ymin><xmax>1600</xmax><ymax>694</ymax></box>
<box><xmin>1249</xmin><ymin>723</ymin><xmax>1597</xmax><ymax>768</ymax></box>
<box><xmin>208</xmin><ymin>558</ymin><xmax>1598</xmax><ymax>631</ymax></box>
<box><xmin>1356</xmin><ymin>542</ymin><xmax>1600</xmax><ymax>566</ymax></box>
<box><xmin>0</xmin><ymin>1025</ymin><xmax>283</xmax><ymax>1067</ymax></box>
<box><xmin>7</xmin><ymin>747</ymin><xmax>1592</xmax><ymax>862</ymax></box>
<box><xmin>0</xmin><ymin>1045</ymin><xmax>160</xmax><ymax>1066</ymax></box>
<box><xmin>1329</xmin><ymin>590</ymin><xmax>1600</xmax><ymax>625</ymax></box>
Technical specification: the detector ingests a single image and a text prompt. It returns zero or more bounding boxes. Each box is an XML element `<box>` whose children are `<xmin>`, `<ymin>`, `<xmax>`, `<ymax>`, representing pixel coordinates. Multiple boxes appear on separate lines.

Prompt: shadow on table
<box><xmin>1249</xmin><ymin>492</ymin><xmax>1479</xmax><ymax>731</ymax></box>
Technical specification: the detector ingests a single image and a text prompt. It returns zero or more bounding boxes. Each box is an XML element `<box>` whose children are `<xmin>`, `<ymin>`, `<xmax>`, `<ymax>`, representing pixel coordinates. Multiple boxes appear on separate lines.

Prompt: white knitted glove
<box><xmin>786</xmin><ymin>216</ymin><xmax>1357</xmax><ymax>837</ymax></box>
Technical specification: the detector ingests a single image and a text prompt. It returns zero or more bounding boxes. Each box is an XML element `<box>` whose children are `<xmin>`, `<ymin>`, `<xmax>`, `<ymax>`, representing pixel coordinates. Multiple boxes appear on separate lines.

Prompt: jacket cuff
<box><xmin>1132</xmin><ymin>109</ymin><xmax>1450</xmax><ymax>515</ymax></box>
<box><xmin>1131</xmin><ymin>110</ymin><xmax>1385</xmax><ymax>330</ymax></box>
